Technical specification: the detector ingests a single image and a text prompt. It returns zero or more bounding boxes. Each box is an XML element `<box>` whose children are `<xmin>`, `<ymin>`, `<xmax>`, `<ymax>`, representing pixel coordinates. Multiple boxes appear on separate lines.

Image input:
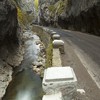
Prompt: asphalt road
<box><xmin>50</xmin><ymin>28</ymin><xmax>100</xmax><ymax>65</ymax></box>
<box><xmin>48</xmin><ymin>27</ymin><xmax>100</xmax><ymax>88</ymax></box>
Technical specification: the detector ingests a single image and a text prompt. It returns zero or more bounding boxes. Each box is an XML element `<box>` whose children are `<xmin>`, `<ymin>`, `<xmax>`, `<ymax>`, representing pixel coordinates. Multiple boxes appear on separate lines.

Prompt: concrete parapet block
<box><xmin>52</xmin><ymin>49</ymin><xmax>62</xmax><ymax>67</ymax></box>
<box><xmin>42</xmin><ymin>92</ymin><xmax>62</xmax><ymax>100</ymax></box>
<box><xmin>42</xmin><ymin>67</ymin><xmax>77</xmax><ymax>99</ymax></box>
<box><xmin>52</xmin><ymin>34</ymin><xmax>60</xmax><ymax>40</ymax></box>
<box><xmin>51</xmin><ymin>31</ymin><xmax>56</xmax><ymax>36</ymax></box>
<box><xmin>53</xmin><ymin>40</ymin><xmax>64</xmax><ymax>47</ymax></box>
<box><xmin>52</xmin><ymin>40</ymin><xmax>65</xmax><ymax>54</ymax></box>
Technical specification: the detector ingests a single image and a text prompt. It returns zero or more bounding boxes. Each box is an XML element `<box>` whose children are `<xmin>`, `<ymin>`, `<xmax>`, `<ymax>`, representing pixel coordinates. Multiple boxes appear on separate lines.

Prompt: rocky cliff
<box><xmin>0</xmin><ymin>0</ymin><xmax>19</xmax><ymax>47</ymax></box>
<box><xmin>40</xmin><ymin>0</ymin><xmax>100</xmax><ymax>35</ymax></box>
<box><xmin>0</xmin><ymin>0</ymin><xmax>24</xmax><ymax>99</ymax></box>
<box><xmin>58</xmin><ymin>0</ymin><xmax>100</xmax><ymax>35</ymax></box>
<box><xmin>17</xmin><ymin>0</ymin><xmax>37</xmax><ymax>24</ymax></box>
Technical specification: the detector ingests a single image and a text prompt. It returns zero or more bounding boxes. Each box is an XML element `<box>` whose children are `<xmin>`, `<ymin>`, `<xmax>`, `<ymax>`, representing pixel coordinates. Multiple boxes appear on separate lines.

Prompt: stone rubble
<box><xmin>22</xmin><ymin>30</ymin><xmax>46</xmax><ymax>76</ymax></box>
<box><xmin>0</xmin><ymin>29</ymin><xmax>46</xmax><ymax>99</ymax></box>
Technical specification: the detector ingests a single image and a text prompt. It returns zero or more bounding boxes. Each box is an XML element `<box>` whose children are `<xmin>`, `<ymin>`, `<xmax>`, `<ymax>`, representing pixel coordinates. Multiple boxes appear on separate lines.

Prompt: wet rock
<box><xmin>33</xmin><ymin>66</ymin><xmax>37</xmax><ymax>69</ymax></box>
<box><xmin>37</xmin><ymin>62</ymin><xmax>43</xmax><ymax>68</ymax></box>
<box><xmin>33</xmin><ymin>61</ymin><xmax>43</xmax><ymax>68</ymax></box>
<box><xmin>33</xmin><ymin>67</ymin><xmax>41</xmax><ymax>75</ymax></box>
<box><xmin>36</xmin><ymin>41</ymin><xmax>41</xmax><ymax>45</ymax></box>
<box><xmin>40</xmin><ymin>46</ymin><xmax>45</xmax><ymax>53</ymax></box>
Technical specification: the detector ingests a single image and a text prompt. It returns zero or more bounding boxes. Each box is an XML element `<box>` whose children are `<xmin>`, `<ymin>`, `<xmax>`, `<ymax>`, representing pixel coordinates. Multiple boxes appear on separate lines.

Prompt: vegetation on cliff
<box><xmin>34</xmin><ymin>0</ymin><xmax>39</xmax><ymax>11</ymax></box>
<box><xmin>40</xmin><ymin>0</ymin><xmax>100</xmax><ymax>35</ymax></box>
<box><xmin>13</xmin><ymin>0</ymin><xmax>36</xmax><ymax>27</ymax></box>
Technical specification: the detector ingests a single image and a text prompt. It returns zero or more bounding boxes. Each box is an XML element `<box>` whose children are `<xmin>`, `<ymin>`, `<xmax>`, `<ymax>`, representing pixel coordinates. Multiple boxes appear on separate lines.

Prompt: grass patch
<box><xmin>45</xmin><ymin>41</ymin><xmax>53</xmax><ymax>68</ymax></box>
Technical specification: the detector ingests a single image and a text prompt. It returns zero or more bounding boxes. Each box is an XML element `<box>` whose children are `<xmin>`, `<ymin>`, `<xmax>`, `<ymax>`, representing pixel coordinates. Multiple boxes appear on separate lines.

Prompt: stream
<box><xmin>2</xmin><ymin>31</ymin><xmax>43</xmax><ymax>100</ymax></box>
<box><xmin>2</xmin><ymin>69</ymin><xmax>43</xmax><ymax>100</ymax></box>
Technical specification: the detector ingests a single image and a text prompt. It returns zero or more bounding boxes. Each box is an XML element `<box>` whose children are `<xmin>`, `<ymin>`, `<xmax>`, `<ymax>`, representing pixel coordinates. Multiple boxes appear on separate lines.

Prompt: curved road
<box><xmin>50</xmin><ymin>28</ymin><xmax>100</xmax><ymax>66</ymax></box>
<box><xmin>47</xmin><ymin>27</ymin><xmax>100</xmax><ymax>99</ymax></box>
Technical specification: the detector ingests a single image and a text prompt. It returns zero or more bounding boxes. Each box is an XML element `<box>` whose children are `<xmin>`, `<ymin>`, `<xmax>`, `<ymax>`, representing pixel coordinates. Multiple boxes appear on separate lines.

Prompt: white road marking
<box><xmin>68</xmin><ymin>40</ymin><xmax>100</xmax><ymax>89</ymax></box>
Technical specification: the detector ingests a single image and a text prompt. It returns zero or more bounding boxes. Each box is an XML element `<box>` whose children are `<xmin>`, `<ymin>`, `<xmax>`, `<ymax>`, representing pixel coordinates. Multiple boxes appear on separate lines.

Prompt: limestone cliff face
<box><xmin>0</xmin><ymin>0</ymin><xmax>19</xmax><ymax>47</ymax></box>
<box><xmin>40</xmin><ymin>0</ymin><xmax>100</xmax><ymax>35</ymax></box>
<box><xmin>19</xmin><ymin>0</ymin><xmax>34</xmax><ymax>13</ymax></box>
<box><xmin>58</xmin><ymin>0</ymin><xmax>100</xmax><ymax>35</ymax></box>
<box><xmin>0</xmin><ymin>0</ymin><xmax>23</xmax><ymax>98</ymax></box>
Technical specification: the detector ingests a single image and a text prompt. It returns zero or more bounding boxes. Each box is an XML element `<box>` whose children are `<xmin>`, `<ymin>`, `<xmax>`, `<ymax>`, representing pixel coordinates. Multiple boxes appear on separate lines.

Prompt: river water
<box><xmin>2</xmin><ymin>32</ymin><xmax>43</xmax><ymax>100</ymax></box>
<box><xmin>2</xmin><ymin>69</ymin><xmax>43</xmax><ymax>100</ymax></box>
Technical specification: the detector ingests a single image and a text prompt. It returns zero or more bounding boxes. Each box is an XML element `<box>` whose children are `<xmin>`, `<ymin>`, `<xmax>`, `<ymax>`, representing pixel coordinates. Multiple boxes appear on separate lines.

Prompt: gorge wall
<box><xmin>0</xmin><ymin>0</ymin><xmax>19</xmax><ymax>50</ymax></box>
<box><xmin>0</xmin><ymin>0</ymin><xmax>23</xmax><ymax>99</ymax></box>
<box><xmin>58</xmin><ymin>0</ymin><xmax>100</xmax><ymax>35</ymax></box>
<box><xmin>40</xmin><ymin>0</ymin><xmax>100</xmax><ymax>36</ymax></box>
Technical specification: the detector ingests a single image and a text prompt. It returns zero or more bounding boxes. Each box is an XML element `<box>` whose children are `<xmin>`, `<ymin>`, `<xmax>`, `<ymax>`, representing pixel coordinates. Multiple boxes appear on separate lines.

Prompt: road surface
<box><xmin>48</xmin><ymin>27</ymin><xmax>100</xmax><ymax>100</ymax></box>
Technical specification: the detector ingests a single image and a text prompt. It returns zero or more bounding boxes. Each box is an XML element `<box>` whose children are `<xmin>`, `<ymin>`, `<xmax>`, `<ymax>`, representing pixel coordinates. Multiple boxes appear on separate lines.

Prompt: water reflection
<box><xmin>2</xmin><ymin>69</ymin><xmax>43</xmax><ymax>100</ymax></box>
<box><xmin>2</xmin><ymin>32</ymin><xmax>43</xmax><ymax>100</ymax></box>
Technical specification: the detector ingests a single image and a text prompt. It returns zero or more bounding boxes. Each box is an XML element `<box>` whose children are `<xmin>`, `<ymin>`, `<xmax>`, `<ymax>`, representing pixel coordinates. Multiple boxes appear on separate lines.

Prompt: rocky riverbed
<box><xmin>0</xmin><ymin>45</ymin><xmax>25</xmax><ymax>99</ymax></box>
<box><xmin>0</xmin><ymin>0</ymin><xmax>46</xmax><ymax>99</ymax></box>
<box><xmin>22</xmin><ymin>30</ymin><xmax>46</xmax><ymax>75</ymax></box>
<box><xmin>0</xmin><ymin>29</ymin><xmax>46</xmax><ymax>99</ymax></box>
